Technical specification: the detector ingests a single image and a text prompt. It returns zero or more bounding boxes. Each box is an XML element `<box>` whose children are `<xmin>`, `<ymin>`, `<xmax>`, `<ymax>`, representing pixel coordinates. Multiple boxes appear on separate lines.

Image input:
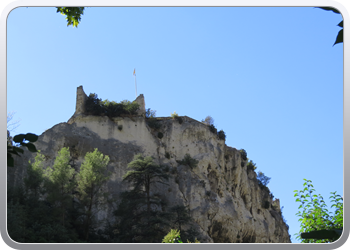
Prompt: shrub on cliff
<box><xmin>171</xmin><ymin>111</ymin><xmax>179</xmax><ymax>119</ymax></box>
<box><xmin>162</xmin><ymin>229</ymin><xmax>200</xmax><ymax>243</ymax></box>
<box><xmin>121</xmin><ymin>100</ymin><xmax>140</xmax><ymax>114</ymax></box>
<box><xmin>176</xmin><ymin>154</ymin><xmax>199</xmax><ymax>170</ymax></box>
<box><xmin>257</xmin><ymin>171</ymin><xmax>270</xmax><ymax>186</ymax></box>
<box><xmin>85</xmin><ymin>93</ymin><xmax>103</xmax><ymax>115</ymax></box>
<box><xmin>217</xmin><ymin>130</ymin><xmax>226</xmax><ymax>140</ymax></box>
<box><xmin>201</xmin><ymin>116</ymin><xmax>214</xmax><ymax>126</ymax></box>
<box><xmin>208</xmin><ymin>124</ymin><xmax>217</xmax><ymax>134</ymax></box>
<box><xmin>85</xmin><ymin>93</ymin><xmax>140</xmax><ymax>117</ymax></box>
<box><xmin>145</xmin><ymin>108</ymin><xmax>156</xmax><ymax>118</ymax></box>
<box><xmin>239</xmin><ymin>149</ymin><xmax>247</xmax><ymax>161</ymax></box>
<box><xmin>247</xmin><ymin>160</ymin><xmax>257</xmax><ymax>172</ymax></box>
<box><xmin>257</xmin><ymin>171</ymin><xmax>271</xmax><ymax>189</ymax></box>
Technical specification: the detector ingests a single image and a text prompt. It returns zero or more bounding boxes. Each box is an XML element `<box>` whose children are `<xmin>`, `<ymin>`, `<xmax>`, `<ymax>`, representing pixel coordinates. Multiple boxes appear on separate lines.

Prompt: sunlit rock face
<box><xmin>8</xmin><ymin>87</ymin><xmax>291</xmax><ymax>243</ymax></box>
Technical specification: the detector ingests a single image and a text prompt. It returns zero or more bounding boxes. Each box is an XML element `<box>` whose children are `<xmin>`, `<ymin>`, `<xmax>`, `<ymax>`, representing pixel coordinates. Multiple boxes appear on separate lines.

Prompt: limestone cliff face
<box><xmin>8</xmin><ymin>114</ymin><xmax>291</xmax><ymax>243</ymax></box>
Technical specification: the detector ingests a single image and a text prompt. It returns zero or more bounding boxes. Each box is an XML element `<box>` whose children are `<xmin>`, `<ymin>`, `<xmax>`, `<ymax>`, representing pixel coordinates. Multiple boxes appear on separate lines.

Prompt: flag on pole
<box><xmin>133</xmin><ymin>68</ymin><xmax>137</xmax><ymax>97</ymax></box>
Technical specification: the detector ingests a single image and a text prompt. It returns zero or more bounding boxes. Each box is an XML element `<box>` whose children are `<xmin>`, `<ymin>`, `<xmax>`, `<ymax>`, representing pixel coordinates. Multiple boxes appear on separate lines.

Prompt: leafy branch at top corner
<box><xmin>7</xmin><ymin>133</ymin><xmax>38</xmax><ymax>167</ymax></box>
<box><xmin>56</xmin><ymin>7</ymin><xmax>85</xmax><ymax>28</ymax></box>
<box><xmin>317</xmin><ymin>7</ymin><xmax>343</xmax><ymax>46</ymax></box>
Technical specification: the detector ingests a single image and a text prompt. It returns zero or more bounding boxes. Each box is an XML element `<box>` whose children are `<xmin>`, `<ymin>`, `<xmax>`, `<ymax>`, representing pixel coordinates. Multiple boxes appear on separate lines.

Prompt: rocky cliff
<box><xmin>7</xmin><ymin>87</ymin><xmax>291</xmax><ymax>243</ymax></box>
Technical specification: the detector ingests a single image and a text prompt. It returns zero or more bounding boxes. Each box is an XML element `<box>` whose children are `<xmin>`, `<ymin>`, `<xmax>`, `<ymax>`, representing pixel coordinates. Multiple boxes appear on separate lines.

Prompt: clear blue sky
<box><xmin>7</xmin><ymin>7</ymin><xmax>343</xmax><ymax>243</ymax></box>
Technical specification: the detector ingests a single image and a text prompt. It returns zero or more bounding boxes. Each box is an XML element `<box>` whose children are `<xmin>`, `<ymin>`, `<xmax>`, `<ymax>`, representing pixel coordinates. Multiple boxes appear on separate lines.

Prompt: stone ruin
<box><xmin>72</xmin><ymin>85</ymin><xmax>146</xmax><ymax>119</ymax></box>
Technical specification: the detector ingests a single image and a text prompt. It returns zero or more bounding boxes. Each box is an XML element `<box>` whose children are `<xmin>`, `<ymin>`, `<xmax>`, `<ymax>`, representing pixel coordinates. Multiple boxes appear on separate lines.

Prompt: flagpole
<box><xmin>133</xmin><ymin>68</ymin><xmax>137</xmax><ymax>98</ymax></box>
<box><xmin>135</xmin><ymin>75</ymin><xmax>137</xmax><ymax>98</ymax></box>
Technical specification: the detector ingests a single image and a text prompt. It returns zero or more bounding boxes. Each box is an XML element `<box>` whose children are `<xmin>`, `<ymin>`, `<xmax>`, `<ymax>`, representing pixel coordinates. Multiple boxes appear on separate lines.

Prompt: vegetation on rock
<box><xmin>247</xmin><ymin>160</ymin><xmax>257</xmax><ymax>172</ymax></box>
<box><xmin>217</xmin><ymin>130</ymin><xmax>226</xmax><ymax>140</ymax></box>
<box><xmin>176</xmin><ymin>154</ymin><xmax>199</xmax><ymax>170</ymax></box>
<box><xmin>162</xmin><ymin>229</ymin><xmax>200</xmax><ymax>243</ymax></box>
<box><xmin>201</xmin><ymin>115</ymin><xmax>214</xmax><ymax>126</ymax></box>
<box><xmin>239</xmin><ymin>149</ymin><xmax>247</xmax><ymax>161</ymax></box>
<box><xmin>85</xmin><ymin>93</ymin><xmax>140</xmax><ymax>117</ymax></box>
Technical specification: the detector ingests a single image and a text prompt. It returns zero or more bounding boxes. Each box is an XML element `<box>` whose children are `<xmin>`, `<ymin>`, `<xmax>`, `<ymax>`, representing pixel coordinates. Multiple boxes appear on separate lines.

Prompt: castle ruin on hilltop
<box><xmin>69</xmin><ymin>85</ymin><xmax>146</xmax><ymax>122</ymax></box>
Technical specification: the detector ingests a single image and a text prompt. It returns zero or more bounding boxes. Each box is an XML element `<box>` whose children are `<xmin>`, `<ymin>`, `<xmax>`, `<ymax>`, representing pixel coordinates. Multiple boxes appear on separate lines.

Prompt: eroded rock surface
<box><xmin>8</xmin><ymin>114</ymin><xmax>291</xmax><ymax>243</ymax></box>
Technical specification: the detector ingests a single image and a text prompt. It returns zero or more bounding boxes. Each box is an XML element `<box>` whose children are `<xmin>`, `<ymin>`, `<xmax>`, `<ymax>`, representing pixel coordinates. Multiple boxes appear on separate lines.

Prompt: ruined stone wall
<box><xmin>134</xmin><ymin>94</ymin><xmax>146</xmax><ymax>116</ymax></box>
<box><xmin>75</xmin><ymin>85</ymin><xmax>87</xmax><ymax>115</ymax></box>
<box><xmin>68</xmin><ymin>86</ymin><xmax>146</xmax><ymax>122</ymax></box>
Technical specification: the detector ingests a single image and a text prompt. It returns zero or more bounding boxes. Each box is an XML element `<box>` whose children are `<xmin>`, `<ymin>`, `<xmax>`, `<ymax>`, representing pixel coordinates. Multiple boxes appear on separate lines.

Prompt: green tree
<box><xmin>247</xmin><ymin>160</ymin><xmax>257</xmax><ymax>171</ymax></box>
<box><xmin>76</xmin><ymin>148</ymin><xmax>111</xmax><ymax>241</ymax></box>
<box><xmin>122</xmin><ymin>154</ymin><xmax>169</xmax><ymax>217</ymax></box>
<box><xmin>256</xmin><ymin>171</ymin><xmax>271</xmax><ymax>187</ymax></box>
<box><xmin>44</xmin><ymin>147</ymin><xmax>76</xmax><ymax>227</ymax></box>
<box><xmin>145</xmin><ymin>108</ymin><xmax>156</xmax><ymax>118</ymax></box>
<box><xmin>217</xmin><ymin>130</ymin><xmax>226</xmax><ymax>140</ymax></box>
<box><xmin>168</xmin><ymin>204</ymin><xmax>200</xmax><ymax>242</ymax></box>
<box><xmin>176</xmin><ymin>154</ymin><xmax>199</xmax><ymax>170</ymax></box>
<box><xmin>201</xmin><ymin>116</ymin><xmax>214</xmax><ymax>126</ymax></box>
<box><xmin>8</xmin><ymin>151</ymin><xmax>78</xmax><ymax>243</ymax></box>
<box><xmin>294</xmin><ymin>179</ymin><xmax>343</xmax><ymax>243</ymax></box>
<box><xmin>24</xmin><ymin>152</ymin><xmax>46</xmax><ymax>199</ymax></box>
<box><xmin>56</xmin><ymin>7</ymin><xmax>85</xmax><ymax>27</ymax></box>
<box><xmin>113</xmin><ymin>154</ymin><xmax>171</xmax><ymax>242</ymax></box>
<box><xmin>318</xmin><ymin>7</ymin><xmax>343</xmax><ymax>46</ymax></box>
<box><xmin>168</xmin><ymin>205</ymin><xmax>191</xmax><ymax>233</ymax></box>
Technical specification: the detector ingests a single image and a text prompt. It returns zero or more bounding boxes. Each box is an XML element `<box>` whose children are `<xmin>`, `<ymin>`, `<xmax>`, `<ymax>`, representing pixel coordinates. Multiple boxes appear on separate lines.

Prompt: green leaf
<box><xmin>13</xmin><ymin>134</ymin><xmax>25</xmax><ymax>143</ymax></box>
<box><xmin>23</xmin><ymin>143</ymin><xmax>37</xmax><ymax>152</ymax></box>
<box><xmin>318</xmin><ymin>7</ymin><xmax>340</xmax><ymax>14</ymax></box>
<box><xmin>25</xmin><ymin>133</ymin><xmax>38</xmax><ymax>142</ymax></box>
<box><xmin>333</xmin><ymin>29</ymin><xmax>343</xmax><ymax>46</ymax></box>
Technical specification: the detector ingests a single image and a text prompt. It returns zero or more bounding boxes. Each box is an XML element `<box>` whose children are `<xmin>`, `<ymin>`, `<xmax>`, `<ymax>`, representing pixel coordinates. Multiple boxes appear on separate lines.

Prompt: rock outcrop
<box><xmin>7</xmin><ymin>87</ymin><xmax>291</xmax><ymax>243</ymax></box>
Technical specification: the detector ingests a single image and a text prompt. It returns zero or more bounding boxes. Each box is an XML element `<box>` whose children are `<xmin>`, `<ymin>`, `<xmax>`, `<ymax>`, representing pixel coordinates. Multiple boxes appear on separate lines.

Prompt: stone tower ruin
<box><xmin>70</xmin><ymin>85</ymin><xmax>146</xmax><ymax>120</ymax></box>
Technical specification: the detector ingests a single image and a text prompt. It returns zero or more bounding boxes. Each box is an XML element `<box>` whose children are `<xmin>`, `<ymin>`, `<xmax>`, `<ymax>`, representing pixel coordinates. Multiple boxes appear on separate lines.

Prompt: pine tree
<box><xmin>44</xmin><ymin>147</ymin><xmax>76</xmax><ymax>227</ymax></box>
<box><xmin>24</xmin><ymin>152</ymin><xmax>45</xmax><ymax>199</ymax></box>
<box><xmin>76</xmin><ymin>148</ymin><xmax>110</xmax><ymax>241</ymax></box>
<box><xmin>168</xmin><ymin>204</ymin><xmax>201</xmax><ymax>242</ymax></box>
<box><xmin>113</xmin><ymin>154</ymin><xmax>171</xmax><ymax>243</ymax></box>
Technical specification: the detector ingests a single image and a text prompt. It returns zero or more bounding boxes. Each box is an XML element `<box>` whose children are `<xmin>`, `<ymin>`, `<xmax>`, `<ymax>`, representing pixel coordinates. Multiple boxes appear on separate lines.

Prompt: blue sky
<box><xmin>7</xmin><ymin>7</ymin><xmax>343</xmax><ymax>243</ymax></box>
